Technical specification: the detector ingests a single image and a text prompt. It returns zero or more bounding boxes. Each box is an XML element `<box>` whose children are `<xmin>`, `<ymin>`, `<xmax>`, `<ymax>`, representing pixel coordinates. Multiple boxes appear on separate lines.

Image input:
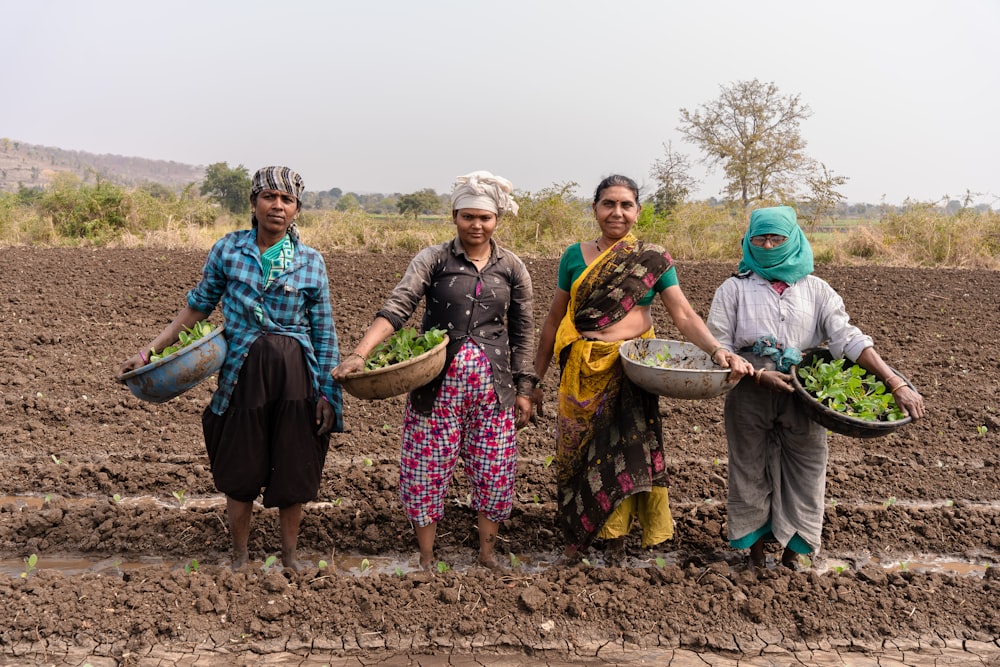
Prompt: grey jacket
<box><xmin>376</xmin><ymin>238</ymin><xmax>537</xmax><ymax>413</ymax></box>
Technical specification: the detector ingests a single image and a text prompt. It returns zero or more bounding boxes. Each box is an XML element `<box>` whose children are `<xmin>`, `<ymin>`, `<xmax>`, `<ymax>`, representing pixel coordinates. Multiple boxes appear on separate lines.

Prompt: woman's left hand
<box><xmin>713</xmin><ymin>349</ymin><xmax>754</xmax><ymax>380</ymax></box>
<box><xmin>315</xmin><ymin>398</ymin><xmax>335</xmax><ymax>435</ymax></box>
<box><xmin>514</xmin><ymin>395</ymin><xmax>533</xmax><ymax>429</ymax></box>
<box><xmin>892</xmin><ymin>386</ymin><xmax>926</xmax><ymax>420</ymax></box>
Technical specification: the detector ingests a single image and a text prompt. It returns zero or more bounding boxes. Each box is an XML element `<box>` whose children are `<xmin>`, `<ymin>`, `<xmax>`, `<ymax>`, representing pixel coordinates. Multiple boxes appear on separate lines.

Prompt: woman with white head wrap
<box><xmin>334</xmin><ymin>170</ymin><xmax>537</xmax><ymax>570</ymax></box>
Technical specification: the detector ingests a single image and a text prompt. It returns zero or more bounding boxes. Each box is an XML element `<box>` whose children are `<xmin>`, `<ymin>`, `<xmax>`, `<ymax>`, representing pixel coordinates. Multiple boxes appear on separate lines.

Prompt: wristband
<box><xmin>709</xmin><ymin>346</ymin><xmax>724</xmax><ymax>364</ymax></box>
<box><xmin>139</xmin><ymin>349</ymin><xmax>149</xmax><ymax>365</ymax></box>
<box><xmin>350</xmin><ymin>352</ymin><xmax>366</xmax><ymax>363</ymax></box>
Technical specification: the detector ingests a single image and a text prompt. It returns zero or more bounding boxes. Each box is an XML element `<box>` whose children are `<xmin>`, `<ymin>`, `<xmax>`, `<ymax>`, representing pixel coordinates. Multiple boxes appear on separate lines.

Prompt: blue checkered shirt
<box><xmin>187</xmin><ymin>229</ymin><xmax>342</xmax><ymax>428</ymax></box>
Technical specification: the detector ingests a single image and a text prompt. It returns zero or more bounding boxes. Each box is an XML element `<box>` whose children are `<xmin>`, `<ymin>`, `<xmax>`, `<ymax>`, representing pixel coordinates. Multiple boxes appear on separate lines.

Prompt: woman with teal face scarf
<box><xmin>706</xmin><ymin>206</ymin><xmax>925</xmax><ymax>569</ymax></box>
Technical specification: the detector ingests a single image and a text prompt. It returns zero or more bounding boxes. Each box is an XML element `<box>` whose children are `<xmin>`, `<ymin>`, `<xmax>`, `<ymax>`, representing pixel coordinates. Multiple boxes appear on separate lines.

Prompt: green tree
<box><xmin>648</xmin><ymin>141</ymin><xmax>698</xmax><ymax>214</ymax></box>
<box><xmin>679</xmin><ymin>79</ymin><xmax>814</xmax><ymax>209</ymax></box>
<box><xmin>336</xmin><ymin>192</ymin><xmax>360</xmax><ymax>211</ymax></box>
<box><xmin>397</xmin><ymin>189</ymin><xmax>442</xmax><ymax>218</ymax></box>
<box><xmin>200</xmin><ymin>162</ymin><xmax>251</xmax><ymax>214</ymax></box>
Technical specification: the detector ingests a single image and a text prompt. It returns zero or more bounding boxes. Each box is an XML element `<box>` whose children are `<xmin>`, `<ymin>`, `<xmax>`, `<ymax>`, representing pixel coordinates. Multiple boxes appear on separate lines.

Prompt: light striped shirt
<box><xmin>707</xmin><ymin>272</ymin><xmax>872</xmax><ymax>365</ymax></box>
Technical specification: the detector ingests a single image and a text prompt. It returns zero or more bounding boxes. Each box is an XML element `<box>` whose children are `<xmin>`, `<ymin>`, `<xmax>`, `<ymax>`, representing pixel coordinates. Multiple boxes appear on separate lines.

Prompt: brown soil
<box><xmin>1</xmin><ymin>247</ymin><xmax>999</xmax><ymax>666</ymax></box>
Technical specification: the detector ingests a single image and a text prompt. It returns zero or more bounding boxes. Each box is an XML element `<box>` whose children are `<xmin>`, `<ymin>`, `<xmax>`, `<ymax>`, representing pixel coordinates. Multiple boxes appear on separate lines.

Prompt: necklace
<box><xmin>594</xmin><ymin>238</ymin><xmax>607</xmax><ymax>252</ymax></box>
<box><xmin>468</xmin><ymin>253</ymin><xmax>489</xmax><ymax>262</ymax></box>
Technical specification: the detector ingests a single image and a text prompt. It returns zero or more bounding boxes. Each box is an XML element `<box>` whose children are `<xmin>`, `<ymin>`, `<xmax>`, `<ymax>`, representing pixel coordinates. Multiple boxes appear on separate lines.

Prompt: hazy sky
<box><xmin>4</xmin><ymin>0</ymin><xmax>997</xmax><ymax>205</ymax></box>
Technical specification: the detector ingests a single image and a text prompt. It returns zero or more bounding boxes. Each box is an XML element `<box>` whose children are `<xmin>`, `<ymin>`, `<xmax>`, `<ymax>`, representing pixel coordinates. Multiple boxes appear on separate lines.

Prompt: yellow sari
<box><xmin>553</xmin><ymin>235</ymin><xmax>674</xmax><ymax>552</ymax></box>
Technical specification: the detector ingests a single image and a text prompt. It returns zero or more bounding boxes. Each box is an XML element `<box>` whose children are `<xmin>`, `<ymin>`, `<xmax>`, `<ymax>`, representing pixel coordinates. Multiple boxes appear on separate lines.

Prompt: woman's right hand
<box><xmin>116</xmin><ymin>353</ymin><xmax>146</xmax><ymax>383</ymax></box>
<box><xmin>331</xmin><ymin>353</ymin><xmax>365</xmax><ymax>380</ymax></box>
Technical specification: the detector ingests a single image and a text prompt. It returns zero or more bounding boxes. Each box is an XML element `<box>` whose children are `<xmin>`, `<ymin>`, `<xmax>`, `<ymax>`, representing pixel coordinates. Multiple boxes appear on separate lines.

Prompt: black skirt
<box><xmin>202</xmin><ymin>334</ymin><xmax>330</xmax><ymax>508</ymax></box>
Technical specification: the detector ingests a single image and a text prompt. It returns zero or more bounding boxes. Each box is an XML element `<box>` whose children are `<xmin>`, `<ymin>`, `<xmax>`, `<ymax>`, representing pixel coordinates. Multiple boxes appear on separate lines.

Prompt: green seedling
<box><xmin>112</xmin><ymin>493</ymin><xmax>122</xmax><ymax>504</ymax></box>
<box><xmin>899</xmin><ymin>560</ymin><xmax>910</xmax><ymax>571</ymax></box>
<box><xmin>394</xmin><ymin>566</ymin><xmax>404</xmax><ymax>577</ymax></box>
<box><xmin>318</xmin><ymin>560</ymin><xmax>328</xmax><ymax>570</ymax></box>
<box><xmin>509</xmin><ymin>553</ymin><xmax>522</xmax><ymax>568</ymax></box>
<box><xmin>944</xmin><ymin>499</ymin><xmax>954</xmax><ymax>507</ymax></box>
<box><xmin>533</xmin><ymin>494</ymin><xmax>540</xmax><ymax>504</ymax></box>
<box><xmin>21</xmin><ymin>553</ymin><xmax>38</xmax><ymax>578</ymax></box>
<box><xmin>581</xmin><ymin>558</ymin><xmax>592</xmax><ymax>567</ymax></box>
<box><xmin>655</xmin><ymin>556</ymin><xmax>667</xmax><ymax>568</ymax></box>
<box><xmin>798</xmin><ymin>357</ymin><xmax>905</xmax><ymax>421</ymax></box>
<box><xmin>332</xmin><ymin>498</ymin><xmax>343</xmax><ymax>506</ymax></box>
<box><xmin>185</xmin><ymin>559</ymin><xmax>199</xmax><ymax>573</ymax></box>
<box><xmin>436</xmin><ymin>561</ymin><xmax>450</xmax><ymax>574</ymax></box>
<box><xmin>363</xmin><ymin>458</ymin><xmax>373</xmax><ymax>467</ymax></box>
<box><xmin>50</xmin><ymin>454</ymin><xmax>62</xmax><ymax>465</ymax></box>
<box><xmin>692</xmin><ymin>425</ymin><xmax>701</xmax><ymax>433</ymax></box>
<box><xmin>149</xmin><ymin>321</ymin><xmax>215</xmax><ymax>363</ymax></box>
<box><xmin>360</xmin><ymin>558</ymin><xmax>371</xmax><ymax>573</ymax></box>
<box><xmin>262</xmin><ymin>555</ymin><xmax>277</xmax><ymax>572</ymax></box>
<box><xmin>543</xmin><ymin>455</ymin><xmax>555</xmax><ymax>468</ymax></box>
<box><xmin>833</xmin><ymin>564</ymin><xmax>849</xmax><ymax>573</ymax></box>
<box><xmin>43</xmin><ymin>494</ymin><xmax>52</xmax><ymax>504</ymax></box>
<box><xmin>977</xmin><ymin>425</ymin><xmax>988</xmax><ymax>436</ymax></box>
<box><xmin>364</xmin><ymin>327</ymin><xmax>446</xmax><ymax>371</ymax></box>
<box><xmin>713</xmin><ymin>457</ymin><xmax>720</xmax><ymax>466</ymax></box>
<box><xmin>883</xmin><ymin>496</ymin><xmax>897</xmax><ymax>509</ymax></box>
<box><xmin>172</xmin><ymin>490</ymin><xmax>187</xmax><ymax>507</ymax></box>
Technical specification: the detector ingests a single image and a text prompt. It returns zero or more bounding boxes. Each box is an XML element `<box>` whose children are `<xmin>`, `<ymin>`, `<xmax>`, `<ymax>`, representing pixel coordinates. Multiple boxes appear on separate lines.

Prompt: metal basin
<box><xmin>120</xmin><ymin>325</ymin><xmax>227</xmax><ymax>403</ymax></box>
<box><xmin>339</xmin><ymin>335</ymin><xmax>449</xmax><ymax>401</ymax></box>
<box><xmin>619</xmin><ymin>339</ymin><xmax>735</xmax><ymax>399</ymax></box>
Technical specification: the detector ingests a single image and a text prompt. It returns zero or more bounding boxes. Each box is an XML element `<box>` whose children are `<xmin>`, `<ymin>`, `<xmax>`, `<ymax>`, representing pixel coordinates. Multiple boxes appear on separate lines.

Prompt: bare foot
<box><xmin>282</xmin><ymin>550</ymin><xmax>305</xmax><ymax>573</ymax></box>
<box><xmin>478</xmin><ymin>553</ymin><xmax>501</xmax><ymax>570</ymax></box>
<box><xmin>231</xmin><ymin>549</ymin><xmax>250</xmax><ymax>572</ymax></box>
<box><xmin>780</xmin><ymin>548</ymin><xmax>800</xmax><ymax>570</ymax></box>
<box><xmin>749</xmin><ymin>538</ymin><xmax>766</xmax><ymax>569</ymax></box>
<box><xmin>419</xmin><ymin>553</ymin><xmax>435</xmax><ymax>571</ymax></box>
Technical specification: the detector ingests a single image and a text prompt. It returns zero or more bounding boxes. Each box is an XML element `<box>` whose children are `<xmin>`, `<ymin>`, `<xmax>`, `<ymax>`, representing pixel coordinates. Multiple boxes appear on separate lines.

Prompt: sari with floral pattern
<box><xmin>553</xmin><ymin>234</ymin><xmax>675</xmax><ymax>552</ymax></box>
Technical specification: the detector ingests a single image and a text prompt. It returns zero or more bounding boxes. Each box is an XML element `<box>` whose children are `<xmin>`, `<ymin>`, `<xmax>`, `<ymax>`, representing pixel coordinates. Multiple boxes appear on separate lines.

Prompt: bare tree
<box><xmin>648</xmin><ymin>141</ymin><xmax>698</xmax><ymax>214</ymax></box>
<box><xmin>679</xmin><ymin>79</ymin><xmax>813</xmax><ymax>209</ymax></box>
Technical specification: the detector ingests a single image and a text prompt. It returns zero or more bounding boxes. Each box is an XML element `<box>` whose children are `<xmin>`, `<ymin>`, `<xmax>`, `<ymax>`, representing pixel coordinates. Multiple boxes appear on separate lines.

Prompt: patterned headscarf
<box><xmin>250</xmin><ymin>166</ymin><xmax>304</xmax><ymax>241</ymax></box>
<box><xmin>251</xmin><ymin>166</ymin><xmax>305</xmax><ymax>200</ymax></box>
<box><xmin>737</xmin><ymin>205</ymin><xmax>814</xmax><ymax>284</ymax></box>
<box><xmin>450</xmin><ymin>170</ymin><xmax>519</xmax><ymax>218</ymax></box>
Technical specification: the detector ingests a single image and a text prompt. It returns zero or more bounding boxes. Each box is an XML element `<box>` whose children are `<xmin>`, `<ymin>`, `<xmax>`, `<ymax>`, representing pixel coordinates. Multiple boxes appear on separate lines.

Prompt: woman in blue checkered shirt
<box><xmin>119</xmin><ymin>166</ymin><xmax>342</xmax><ymax>572</ymax></box>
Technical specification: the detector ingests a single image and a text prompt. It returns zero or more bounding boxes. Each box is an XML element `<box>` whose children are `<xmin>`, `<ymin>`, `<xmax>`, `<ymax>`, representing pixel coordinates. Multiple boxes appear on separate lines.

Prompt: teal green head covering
<box><xmin>737</xmin><ymin>205</ymin><xmax>814</xmax><ymax>283</ymax></box>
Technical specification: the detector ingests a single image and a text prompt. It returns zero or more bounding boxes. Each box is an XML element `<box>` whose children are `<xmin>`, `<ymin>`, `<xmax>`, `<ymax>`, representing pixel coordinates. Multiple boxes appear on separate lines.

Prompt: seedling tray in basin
<box><xmin>339</xmin><ymin>335</ymin><xmax>449</xmax><ymax>400</ymax></box>
<box><xmin>790</xmin><ymin>347</ymin><xmax>913</xmax><ymax>439</ymax></box>
<box><xmin>120</xmin><ymin>325</ymin><xmax>227</xmax><ymax>403</ymax></box>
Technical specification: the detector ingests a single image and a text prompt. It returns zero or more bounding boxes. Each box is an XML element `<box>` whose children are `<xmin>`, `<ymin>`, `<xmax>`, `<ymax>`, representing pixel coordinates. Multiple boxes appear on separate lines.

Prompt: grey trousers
<box><xmin>723</xmin><ymin>375</ymin><xmax>828</xmax><ymax>553</ymax></box>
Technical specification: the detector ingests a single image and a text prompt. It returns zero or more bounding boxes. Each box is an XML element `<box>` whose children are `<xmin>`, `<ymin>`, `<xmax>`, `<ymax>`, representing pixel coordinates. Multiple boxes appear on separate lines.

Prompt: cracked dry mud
<box><xmin>1</xmin><ymin>247</ymin><xmax>999</xmax><ymax>666</ymax></box>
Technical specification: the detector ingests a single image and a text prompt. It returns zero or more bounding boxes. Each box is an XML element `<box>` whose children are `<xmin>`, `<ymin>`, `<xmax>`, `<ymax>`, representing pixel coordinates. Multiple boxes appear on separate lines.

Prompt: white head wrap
<box><xmin>450</xmin><ymin>170</ymin><xmax>519</xmax><ymax>218</ymax></box>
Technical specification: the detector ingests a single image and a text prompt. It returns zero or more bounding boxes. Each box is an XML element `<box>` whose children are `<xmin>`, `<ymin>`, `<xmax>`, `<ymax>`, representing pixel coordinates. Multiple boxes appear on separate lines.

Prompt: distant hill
<box><xmin>0</xmin><ymin>138</ymin><xmax>205</xmax><ymax>193</ymax></box>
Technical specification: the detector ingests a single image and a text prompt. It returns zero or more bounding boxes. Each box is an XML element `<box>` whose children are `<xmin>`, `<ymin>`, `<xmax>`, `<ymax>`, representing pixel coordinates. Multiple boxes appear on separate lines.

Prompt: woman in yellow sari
<box><xmin>533</xmin><ymin>175</ymin><xmax>752</xmax><ymax>558</ymax></box>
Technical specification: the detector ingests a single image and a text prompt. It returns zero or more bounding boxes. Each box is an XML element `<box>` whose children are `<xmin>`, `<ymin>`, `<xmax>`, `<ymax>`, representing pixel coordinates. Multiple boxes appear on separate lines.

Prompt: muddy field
<box><xmin>1</xmin><ymin>247</ymin><xmax>999</xmax><ymax>666</ymax></box>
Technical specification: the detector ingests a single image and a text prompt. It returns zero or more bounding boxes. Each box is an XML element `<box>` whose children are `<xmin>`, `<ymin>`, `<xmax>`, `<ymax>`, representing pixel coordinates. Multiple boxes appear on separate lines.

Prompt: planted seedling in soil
<box><xmin>21</xmin><ymin>554</ymin><xmax>38</xmax><ymax>578</ymax></box>
<box><xmin>797</xmin><ymin>357</ymin><xmax>906</xmax><ymax>422</ymax></box>
<box><xmin>172</xmin><ymin>490</ymin><xmax>186</xmax><ymax>507</ymax></box>
<box><xmin>185</xmin><ymin>559</ymin><xmax>199</xmax><ymax>573</ymax></box>
<box><xmin>364</xmin><ymin>327</ymin><xmax>446</xmax><ymax>371</ymax></box>
<box><xmin>261</xmin><ymin>555</ymin><xmax>277</xmax><ymax>572</ymax></box>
